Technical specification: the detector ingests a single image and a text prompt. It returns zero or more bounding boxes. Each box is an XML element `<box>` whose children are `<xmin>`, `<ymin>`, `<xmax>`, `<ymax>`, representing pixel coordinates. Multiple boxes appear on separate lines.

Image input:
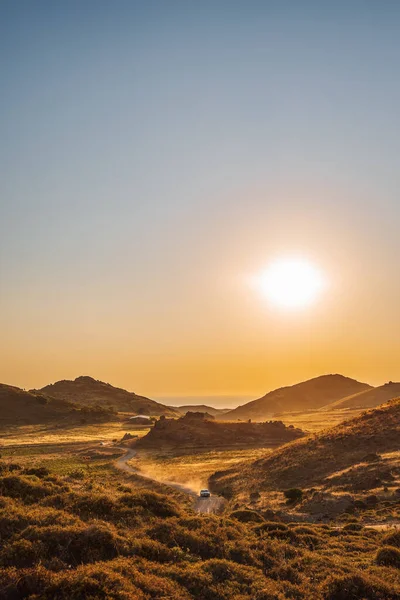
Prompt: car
<box><xmin>200</xmin><ymin>489</ymin><xmax>211</xmax><ymax>498</ymax></box>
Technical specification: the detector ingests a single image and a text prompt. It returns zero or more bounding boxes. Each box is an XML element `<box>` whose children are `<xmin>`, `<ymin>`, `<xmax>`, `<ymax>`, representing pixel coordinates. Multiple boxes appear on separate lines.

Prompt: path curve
<box><xmin>114</xmin><ymin>446</ymin><xmax>226</xmax><ymax>514</ymax></box>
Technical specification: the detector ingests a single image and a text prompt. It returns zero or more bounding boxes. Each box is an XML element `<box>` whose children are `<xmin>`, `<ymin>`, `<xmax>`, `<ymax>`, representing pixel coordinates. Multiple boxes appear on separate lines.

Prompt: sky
<box><xmin>1</xmin><ymin>1</ymin><xmax>400</xmax><ymax>402</ymax></box>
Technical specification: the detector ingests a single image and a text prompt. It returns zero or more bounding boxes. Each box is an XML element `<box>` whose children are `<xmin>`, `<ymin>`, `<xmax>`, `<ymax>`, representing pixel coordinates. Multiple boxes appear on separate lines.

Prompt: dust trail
<box><xmin>114</xmin><ymin>447</ymin><xmax>226</xmax><ymax>513</ymax></box>
<box><xmin>114</xmin><ymin>447</ymin><xmax>197</xmax><ymax>496</ymax></box>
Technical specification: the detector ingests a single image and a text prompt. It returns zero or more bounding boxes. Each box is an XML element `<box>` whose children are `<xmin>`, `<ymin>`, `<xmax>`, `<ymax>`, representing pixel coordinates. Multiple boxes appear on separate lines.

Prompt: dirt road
<box><xmin>194</xmin><ymin>495</ymin><xmax>226</xmax><ymax>514</ymax></box>
<box><xmin>114</xmin><ymin>447</ymin><xmax>226</xmax><ymax>514</ymax></box>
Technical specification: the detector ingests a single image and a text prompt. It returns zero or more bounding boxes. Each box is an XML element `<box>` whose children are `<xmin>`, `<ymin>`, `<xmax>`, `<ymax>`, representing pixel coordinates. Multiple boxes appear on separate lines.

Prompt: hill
<box><xmin>0</xmin><ymin>383</ymin><xmax>115</xmax><ymax>427</ymax></box>
<box><xmin>136</xmin><ymin>412</ymin><xmax>304</xmax><ymax>450</ymax></box>
<box><xmin>174</xmin><ymin>405</ymin><xmax>230</xmax><ymax>417</ymax></box>
<box><xmin>220</xmin><ymin>374</ymin><xmax>372</xmax><ymax>421</ymax></box>
<box><xmin>35</xmin><ymin>376</ymin><xmax>179</xmax><ymax>417</ymax></box>
<box><xmin>327</xmin><ymin>381</ymin><xmax>400</xmax><ymax>410</ymax></box>
<box><xmin>210</xmin><ymin>398</ymin><xmax>400</xmax><ymax>496</ymax></box>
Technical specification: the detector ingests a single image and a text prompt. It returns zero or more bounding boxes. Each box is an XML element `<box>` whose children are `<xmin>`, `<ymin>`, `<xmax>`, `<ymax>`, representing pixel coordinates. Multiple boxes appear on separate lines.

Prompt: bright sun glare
<box><xmin>258</xmin><ymin>258</ymin><xmax>325</xmax><ymax>309</ymax></box>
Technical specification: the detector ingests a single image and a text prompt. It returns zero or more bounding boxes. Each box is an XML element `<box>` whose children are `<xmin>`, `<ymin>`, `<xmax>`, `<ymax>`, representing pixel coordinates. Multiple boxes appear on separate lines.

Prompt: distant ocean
<box><xmin>153</xmin><ymin>395</ymin><xmax>255</xmax><ymax>409</ymax></box>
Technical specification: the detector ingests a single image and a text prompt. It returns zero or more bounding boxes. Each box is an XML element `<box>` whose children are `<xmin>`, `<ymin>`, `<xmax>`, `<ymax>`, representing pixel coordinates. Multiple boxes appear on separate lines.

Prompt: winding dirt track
<box><xmin>114</xmin><ymin>447</ymin><xmax>226</xmax><ymax>514</ymax></box>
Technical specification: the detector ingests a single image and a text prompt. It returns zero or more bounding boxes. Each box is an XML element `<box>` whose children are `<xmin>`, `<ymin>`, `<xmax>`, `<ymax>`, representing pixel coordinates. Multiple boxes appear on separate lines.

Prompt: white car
<box><xmin>200</xmin><ymin>489</ymin><xmax>211</xmax><ymax>498</ymax></box>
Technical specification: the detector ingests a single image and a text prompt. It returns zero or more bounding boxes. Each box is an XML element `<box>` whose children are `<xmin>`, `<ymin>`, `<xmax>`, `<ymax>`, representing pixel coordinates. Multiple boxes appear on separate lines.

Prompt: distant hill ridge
<box><xmin>210</xmin><ymin>397</ymin><xmax>400</xmax><ymax>496</ymax></box>
<box><xmin>327</xmin><ymin>381</ymin><xmax>400</xmax><ymax>410</ymax></box>
<box><xmin>174</xmin><ymin>405</ymin><xmax>231</xmax><ymax>417</ymax></box>
<box><xmin>221</xmin><ymin>374</ymin><xmax>372</xmax><ymax>421</ymax></box>
<box><xmin>0</xmin><ymin>383</ymin><xmax>114</xmax><ymax>426</ymax></box>
<box><xmin>35</xmin><ymin>376</ymin><xmax>179</xmax><ymax>417</ymax></box>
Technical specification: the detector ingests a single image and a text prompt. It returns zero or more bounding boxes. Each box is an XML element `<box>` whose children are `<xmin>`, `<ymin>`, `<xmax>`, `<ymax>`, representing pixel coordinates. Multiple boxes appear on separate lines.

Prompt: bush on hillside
<box><xmin>229</xmin><ymin>509</ymin><xmax>265</xmax><ymax>523</ymax></box>
<box><xmin>284</xmin><ymin>488</ymin><xmax>303</xmax><ymax>504</ymax></box>
<box><xmin>321</xmin><ymin>572</ymin><xmax>400</xmax><ymax>600</ymax></box>
<box><xmin>382</xmin><ymin>531</ymin><xmax>400</xmax><ymax>548</ymax></box>
<box><xmin>118</xmin><ymin>490</ymin><xmax>180</xmax><ymax>518</ymax></box>
<box><xmin>376</xmin><ymin>545</ymin><xmax>400</xmax><ymax>568</ymax></box>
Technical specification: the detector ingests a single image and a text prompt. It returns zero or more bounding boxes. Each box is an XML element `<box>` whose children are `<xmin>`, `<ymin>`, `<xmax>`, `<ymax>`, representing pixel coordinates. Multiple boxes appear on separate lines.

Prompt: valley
<box><xmin>1</xmin><ymin>374</ymin><xmax>400</xmax><ymax>599</ymax></box>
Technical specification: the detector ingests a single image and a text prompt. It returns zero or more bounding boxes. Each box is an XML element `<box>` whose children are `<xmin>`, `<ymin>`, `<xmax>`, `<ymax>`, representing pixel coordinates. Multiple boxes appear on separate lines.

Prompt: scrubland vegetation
<box><xmin>1</xmin><ymin>389</ymin><xmax>400</xmax><ymax>598</ymax></box>
<box><xmin>210</xmin><ymin>399</ymin><xmax>400</xmax><ymax>501</ymax></box>
<box><xmin>1</xmin><ymin>444</ymin><xmax>400</xmax><ymax>600</ymax></box>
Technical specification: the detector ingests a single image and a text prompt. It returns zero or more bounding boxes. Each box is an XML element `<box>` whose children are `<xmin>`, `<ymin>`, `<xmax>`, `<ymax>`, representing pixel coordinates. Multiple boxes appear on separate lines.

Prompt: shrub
<box><xmin>24</xmin><ymin>467</ymin><xmax>50</xmax><ymax>478</ymax></box>
<box><xmin>250</xmin><ymin>491</ymin><xmax>261</xmax><ymax>502</ymax></box>
<box><xmin>283</xmin><ymin>488</ymin><xmax>303</xmax><ymax>504</ymax></box>
<box><xmin>321</xmin><ymin>573</ymin><xmax>400</xmax><ymax>599</ymax></box>
<box><xmin>229</xmin><ymin>509</ymin><xmax>264</xmax><ymax>523</ymax></box>
<box><xmin>268</xmin><ymin>564</ymin><xmax>303</xmax><ymax>584</ymax></box>
<box><xmin>376</xmin><ymin>545</ymin><xmax>400</xmax><ymax>568</ymax></box>
<box><xmin>0</xmin><ymin>539</ymin><xmax>42</xmax><ymax>568</ymax></box>
<box><xmin>68</xmin><ymin>469</ymin><xmax>85</xmax><ymax>480</ymax></box>
<box><xmin>343</xmin><ymin>523</ymin><xmax>364</xmax><ymax>532</ymax></box>
<box><xmin>382</xmin><ymin>531</ymin><xmax>400</xmax><ymax>548</ymax></box>
<box><xmin>19</xmin><ymin>523</ymin><xmax>128</xmax><ymax>566</ymax></box>
<box><xmin>71</xmin><ymin>493</ymin><xmax>117</xmax><ymax>520</ymax></box>
<box><xmin>291</xmin><ymin>525</ymin><xmax>318</xmax><ymax>535</ymax></box>
<box><xmin>0</xmin><ymin>475</ymin><xmax>63</xmax><ymax>503</ymax></box>
<box><xmin>256</xmin><ymin>522</ymin><xmax>288</xmax><ymax>533</ymax></box>
<box><xmin>118</xmin><ymin>491</ymin><xmax>180</xmax><ymax>518</ymax></box>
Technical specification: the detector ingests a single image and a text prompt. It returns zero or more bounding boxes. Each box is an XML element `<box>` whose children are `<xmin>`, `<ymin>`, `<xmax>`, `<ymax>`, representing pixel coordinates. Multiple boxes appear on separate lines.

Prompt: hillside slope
<box><xmin>328</xmin><ymin>381</ymin><xmax>400</xmax><ymax>410</ymax></box>
<box><xmin>136</xmin><ymin>412</ymin><xmax>304</xmax><ymax>450</ymax></box>
<box><xmin>210</xmin><ymin>398</ymin><xmax>400</xmax><ymax>495</ymax></box>
<box><xmin>35</xmin><ymin>376</ymin><xmax>179</xmax><ymax>416</ymax></box>
<box><xmin>0</xmin><ymin>383</ymin><xmax>113</xmax><ymax>427</ymax></box>
<box><xmin>222</xmin><ymin>374</ymin><xmax>372</xmax><ymax>421</ymax></box>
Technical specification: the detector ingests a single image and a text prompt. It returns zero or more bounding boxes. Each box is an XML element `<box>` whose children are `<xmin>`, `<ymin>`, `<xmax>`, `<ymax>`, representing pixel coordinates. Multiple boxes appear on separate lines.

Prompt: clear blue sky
<box><xmin>1</xmin><ymin>1</ymin><xmax>400</xmax><ymax>396</ymax></box>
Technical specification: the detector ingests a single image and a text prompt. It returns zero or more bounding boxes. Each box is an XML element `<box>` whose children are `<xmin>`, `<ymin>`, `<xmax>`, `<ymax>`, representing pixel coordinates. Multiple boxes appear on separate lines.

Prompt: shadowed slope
<box><xmin>136</xmin><ymin>412</ymin><xmax>304</xmax><ymax>450</ymax></box>
<box><xmin>327</xmin><ymin>382</ymin><xmax>400</xmax><ymax>410</ymax></box>
<box><xmin>210</xmin><ymin>398</ymin><xmax>400</xmax><ymax>495</ymax></box>
<box><xmin>221</xmin><ymin>374</ymin><xmax>372</xmax><ymax>421</ymax></box>
<box><xmin>0</xmin><ymin>383</ymin><xmax>113</xmax><ymax>426</ymax></box>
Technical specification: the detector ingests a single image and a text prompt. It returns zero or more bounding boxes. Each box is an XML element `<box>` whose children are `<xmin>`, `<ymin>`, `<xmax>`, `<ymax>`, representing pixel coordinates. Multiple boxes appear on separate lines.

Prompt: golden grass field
<box><xmin>128</xmin><ymin>447</ymin><xmax>272</xmax><ymax>492</ymax></box>
<box><xmin>0</xmin><ymin>421</ymin><xmax>150</xmax><ymax>447</ymax></box>
<box><xmin>273</xmin><ymin>407</ymin><xmax>365</xmax><ymax>433</ymax></box>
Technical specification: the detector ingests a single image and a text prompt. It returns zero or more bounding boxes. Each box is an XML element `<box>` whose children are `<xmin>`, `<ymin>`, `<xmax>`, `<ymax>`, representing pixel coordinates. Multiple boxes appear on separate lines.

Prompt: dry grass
<box><xmin>210</xmin><ymin>400</ymin><xmax>400</xmax><ymax>530</ymax></box>
<box><xmin>0</xmin><ymin>422</ymin><xmax>150</xmax><ymax>447</ymax></box>
<box><xmin>129</xmin><ymin>448</ymin><xmax>272</xmax><ymax>492</ymax></box>
<box><xmin>0</xmin><ymin>448</ymin><xmax>400</xmax><ymax>600</ymax></box>
<box><xmin>274</xmin><ymin>407</ymin><xmax>365</xmax><ymax>433</ymax></box>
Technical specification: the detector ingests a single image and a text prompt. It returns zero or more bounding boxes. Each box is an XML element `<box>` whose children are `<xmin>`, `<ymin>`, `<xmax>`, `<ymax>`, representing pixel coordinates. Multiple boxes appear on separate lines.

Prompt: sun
<box><xmin>257</xmin><ymin>258</ymin><xmax>325</xmax><ymax>309</ymax></box>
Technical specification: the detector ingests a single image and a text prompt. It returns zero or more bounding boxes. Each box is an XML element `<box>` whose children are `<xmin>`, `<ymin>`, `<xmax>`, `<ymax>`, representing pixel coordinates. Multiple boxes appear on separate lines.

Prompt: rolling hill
<box><xmin>0</xmin><ymin>383</ymin><xmax>114</xmax><ymax>427</ymax></box>
<box><xmin>327</xmin><ymin>381</ymin><xmax>400</xmax><ymax>410</ymax></box>
<box><xmin>35</xmin><ymin>376</ymin><xmax>179</xmax><ymax>417</ymax></box>
<box><xmin>220</xmin><ymin>374</ymin><xmax>372</xmax><ymax>421</ymax></box>
<box><xmin>210</xmin><ymin>397</ymin><xmax>400</xmax><ymax>496</ymax></box>
<box><xmin>136</xmin><ymin>412</ymin><xmax>304</xmax><ymax>450</ymax></box>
